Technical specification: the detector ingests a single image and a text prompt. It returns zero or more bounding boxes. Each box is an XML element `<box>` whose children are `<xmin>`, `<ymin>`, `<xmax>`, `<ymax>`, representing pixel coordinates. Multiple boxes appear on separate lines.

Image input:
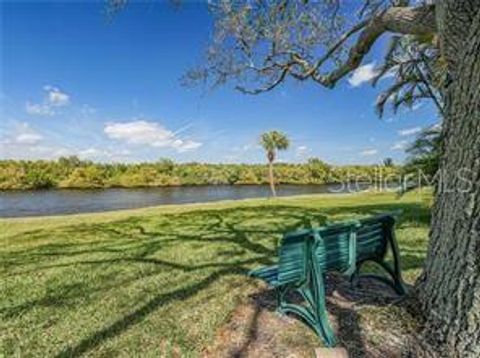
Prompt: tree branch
<box><xmin>375</xmin><ymin>76</ymin><xmax>421</xmax><ymax>117</ymax></box>
<box><xmin>289</xmin><ymin>19</ymin><xmax>370</xmax><ymax>80</ymax></box>
<box><xmin>235</xmin><ymin>64</ymin><xmax>292</xmax><ymax>94</ymax></box>
<box><xmin>312</xmin><ymin>4</ymin><xmax>436</xmax><ymax>88</ymax></box>
<box><xmin>415</xmin><ymin>51</ymin><xmax>445</xmax><ymax>116</ymax></box>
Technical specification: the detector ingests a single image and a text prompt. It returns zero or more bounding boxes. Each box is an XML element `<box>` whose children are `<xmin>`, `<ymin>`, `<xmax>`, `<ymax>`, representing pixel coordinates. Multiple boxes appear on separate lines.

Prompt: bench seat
<box><xmin>249</xmin><ymin>265</ymin><xmax>279</xmax><ymax>287</ymax></box>
<box><xmin>248</xmin><ymin>213</ymin><xmax>406</xmax><ymax>347</ymax></box>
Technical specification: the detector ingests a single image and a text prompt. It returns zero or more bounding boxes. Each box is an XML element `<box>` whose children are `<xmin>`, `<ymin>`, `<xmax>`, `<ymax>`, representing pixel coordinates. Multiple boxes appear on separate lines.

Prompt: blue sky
<box><xmin>1</xmin><ymin>1</ymin><xmax>438</xmax><ymax>165</ymax></box>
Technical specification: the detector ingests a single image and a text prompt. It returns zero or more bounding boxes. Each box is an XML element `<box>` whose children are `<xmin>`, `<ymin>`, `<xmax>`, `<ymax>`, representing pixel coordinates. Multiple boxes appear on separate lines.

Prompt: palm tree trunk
<box><xmin>268</xmin><ymin>160</ymin><xmax>276</xmax><ymax>197</ymax></box>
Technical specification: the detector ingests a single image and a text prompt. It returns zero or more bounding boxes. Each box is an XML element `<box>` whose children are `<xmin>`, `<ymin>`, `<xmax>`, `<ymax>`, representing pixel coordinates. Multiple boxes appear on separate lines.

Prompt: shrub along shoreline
<box><xmin>0</xmin><ymin>157</ymin><xmax>400</xmax><ymax>190</ymax></box>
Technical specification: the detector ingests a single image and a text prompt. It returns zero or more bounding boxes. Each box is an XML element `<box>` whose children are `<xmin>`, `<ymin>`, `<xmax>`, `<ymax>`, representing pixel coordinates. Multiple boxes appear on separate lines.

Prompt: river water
<box><xmin>0</xmin><ymin>183</ymin><xmax>374</xmax><ymax>217</ymax></box>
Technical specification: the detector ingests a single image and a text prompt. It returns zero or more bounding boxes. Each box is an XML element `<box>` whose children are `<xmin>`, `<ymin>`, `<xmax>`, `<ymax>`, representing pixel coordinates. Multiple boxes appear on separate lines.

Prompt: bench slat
<box><xmin>248</xmin><ymin>213</ymin><xmax>405</xmax><ymax>347</ymax></box>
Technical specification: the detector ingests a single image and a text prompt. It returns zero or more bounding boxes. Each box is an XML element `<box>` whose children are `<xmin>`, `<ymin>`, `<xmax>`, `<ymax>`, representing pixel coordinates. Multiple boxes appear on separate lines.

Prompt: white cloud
<box><xmin>44</xmin><ymin>85</ymin><xmax>70</xmax><ymax>107</ymax></box>
<box><xmin>391</xmin><ymin>140</ymin><xmax>409</xmax><ymax>151</ymax></box>
<box><xmin>296</xmin><ymin>145</ymin><xmax>311</xmax><ymax>158</ymax></box>
<box><xmin>78</xmin><ymin>147</ymin><xmax>101</xmax><ymax>157</ymax></box>
<box><xmin>77</xmin><ymin>147</ymin><xmax>132</xmax><ymax>161</ymax></box>
<box><xmin>381</xmin><ymin>68</ymin><xmax>396</xmax><ymax>80</ymax></box>
<box><xmin>16</xmin><ymin>132</ymin><xmax>43</xmax><ymax>144</ymax></box>
<box><xmin>411</xmin><ymin>103</ymin><xmax>423</xmax><ymax>111</ymax></box>
<box><xmin>348</xmin><ymin>63</ymin><xmax>378</xmax><ymax>87</ymax></box>
<box><xmin>25</xmin><ymin>85</ymin><xmax>70</xmax><ymax>116</ymax></box>
<box><xmin>25</xmin><ymin>102</ymin><xmax>54</xmax><ymax>116</ymax></box>
<box><xmin>1</xmin><ymin>122</ymin><xmax>137</xmax><ymax>162</ymax></box>
<box><xmin>174</xmin><ymin>140</ymin><xmax>202</xmax><ymax>152</ymax></box>
<box><xmin>398</xmin><ymin>127</ymin><xmax>422</xmax><ymax>136</ymax></box>
<box><xmin>360</xmin><ymin>149</ymin><xmax>378</xmax><ymax>156</ymax></box>
<box><xmin>10</xmin><ymin>122</ymin><xmax>44</xmax><ymax>144</ymax></box>
<box><xmin>104</xmin><ymin>120</ymin><xmax>202</xmax><ymax>152</ymax></box>
<box><xmin>0</xmin><ymin>122</ymin><xmax>72</xmax><ymax>160</ymax></box>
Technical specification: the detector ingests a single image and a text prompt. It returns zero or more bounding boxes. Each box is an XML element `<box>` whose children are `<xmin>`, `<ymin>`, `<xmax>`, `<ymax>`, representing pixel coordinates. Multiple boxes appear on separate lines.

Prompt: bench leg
<box><xmin>276</xmin><ymin>285</ymin><xmax>288</xmax><ymax>315</ymax></box>
<box><xmin>388</xmin><ymin>228</ymin><xmax>407</xmax><ymax>295</ymax></box>
<box><xmin>349</xmin><ymin>269</ymin><xmax>359</xmax><ymax>289</ymax></box>
<box><xmin>355</xmin><ymin>259</ymin><xmax>406</xmax><ymax>295</ymax></box>
<box><xmin>377</xmin><ymin>260</ymin><xmax>406</xmax><ymax>295</ymax></box>
<box><xmin>353</xmin><ymin>225</ymin><xmax>407</xmax><ymax>296</ymax></box>
<box><xmin>309</xmin><ymin>262</ymin><xmax>336</xmax><ymax>347</ymax></box>
<box><xmin>278</xmin><ymin>260</ymin><xmax>336</xmax><ymax>347</ymax></box>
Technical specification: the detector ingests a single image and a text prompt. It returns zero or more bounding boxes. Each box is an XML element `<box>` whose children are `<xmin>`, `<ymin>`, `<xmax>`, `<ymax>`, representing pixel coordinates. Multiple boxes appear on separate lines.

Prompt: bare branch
<box><xmin>235</xmin><ymin>64</ymin><xmax>292</xmax><ymax>95</ymax></box>
<box><xmin>187</xmin><ymin>1</ymin><xmax>437</xmax><ymax>98</ymax></box>
<box><xmin>289</xmin><ymin>19</ymin><xmax>370</xmax><ymax>80</ymax></box>
<box><xmin>313</xmin><ymin>5</ymin><xmax>436</xmax><ymax>88</ymax></box>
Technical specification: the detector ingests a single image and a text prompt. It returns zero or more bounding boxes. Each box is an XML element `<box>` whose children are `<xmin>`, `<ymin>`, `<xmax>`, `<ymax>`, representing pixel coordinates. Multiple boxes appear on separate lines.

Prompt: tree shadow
<box><xmin>55</xmin><ymin>266</ymin><xmax>249</xmax><ymax>358</ymax></box>
<box><xmin>230</xmin><ymin>304</ymin><xmax>262</xmax><ymax>358</ymax></box>
<box><xmin>236</xmin><ymin>272</ymin><xmax>416</xmax><ymax>357</ymax></box>
<box><xmin>1</xmin><ymin>201</ymin><xmax>430</xmax><ymax>356</ymax></box>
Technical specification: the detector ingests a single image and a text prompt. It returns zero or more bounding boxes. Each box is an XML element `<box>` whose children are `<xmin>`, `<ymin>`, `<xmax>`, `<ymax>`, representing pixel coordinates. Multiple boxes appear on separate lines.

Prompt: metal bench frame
<box><xmin>249</xmin><ymin>214</ymin><xmax>406</xmax><ymax>347</ymax></box>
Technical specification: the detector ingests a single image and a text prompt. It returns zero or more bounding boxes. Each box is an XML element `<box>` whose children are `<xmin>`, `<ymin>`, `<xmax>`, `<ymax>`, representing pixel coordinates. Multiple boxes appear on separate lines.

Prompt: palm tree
<box><xmin>260</xmin><ymin>130</ymin><xmax>289</xmax><ymax>197</ymax></box>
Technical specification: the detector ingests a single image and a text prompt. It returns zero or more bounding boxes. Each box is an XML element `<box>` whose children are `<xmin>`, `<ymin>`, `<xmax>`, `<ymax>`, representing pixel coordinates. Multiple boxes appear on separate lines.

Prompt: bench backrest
<box><xmin>356</xmin><ymin>215</ymin><xmax>394</xmax><ymax>262</ymax></box>
<box><xmin>277</xmin><ymin>229</ymin><xmax>312</xmax><ymax>286</ymax></box>
<box><xmin>314</xmin><ymin>223</ymin><xmax>358</xmax><ymax>272</ymax></box>
<box><xmin>276</xmin><ymin>214</ymin><xmax>395</xmax><ymax>284</ymax></box>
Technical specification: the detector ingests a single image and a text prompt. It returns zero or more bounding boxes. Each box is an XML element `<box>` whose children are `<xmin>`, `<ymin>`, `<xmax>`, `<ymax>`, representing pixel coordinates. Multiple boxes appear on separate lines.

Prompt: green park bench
<box><xmin>249</xmin><ymin>213</ymin><xmax>406</xmax><ymax>347</ymax></box>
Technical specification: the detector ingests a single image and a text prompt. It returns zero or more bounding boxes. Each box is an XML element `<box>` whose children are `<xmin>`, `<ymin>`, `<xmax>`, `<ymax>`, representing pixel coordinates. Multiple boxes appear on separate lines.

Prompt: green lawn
<box><xmin>0</xmin><ymin>191</ymin><xmax>431</xmax><ymax>357</ymax></box>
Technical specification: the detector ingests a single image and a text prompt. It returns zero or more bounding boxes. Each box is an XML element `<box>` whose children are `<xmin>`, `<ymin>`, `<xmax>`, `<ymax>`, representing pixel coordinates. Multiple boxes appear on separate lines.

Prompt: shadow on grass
<box><xmin>233</xmin><ymin>271</ymin><xmax>417</xmax><ymax>357</ymax></box>
<box><xmin>1</xmin><ymin>200</ymin><xmax>430</xmax><ymax>357</ymax></box>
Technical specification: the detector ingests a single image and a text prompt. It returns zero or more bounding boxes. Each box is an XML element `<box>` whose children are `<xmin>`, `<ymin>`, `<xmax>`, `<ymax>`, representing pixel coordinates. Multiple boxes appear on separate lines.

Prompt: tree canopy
<box><xmin>0</xmin><ymin>157</ymin><xmax>400</xmax><ymax>190</ymax></box>
<box><xmin>260</xmin><ymin>130</ymin><xmax>289</xmax><ymax>161</ymax></box>
<box><xmin>186</xmin><ymin>1</ymin><xmax>437</xmax><ymax>96</ymax></box>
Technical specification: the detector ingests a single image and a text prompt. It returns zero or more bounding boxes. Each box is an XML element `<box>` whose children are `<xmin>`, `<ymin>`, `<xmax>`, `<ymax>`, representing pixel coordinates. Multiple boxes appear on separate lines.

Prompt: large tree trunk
<box><xmin>415</xmin><ymin>2</ymin><xmax>480</xmax><ymax>356</ymax></box>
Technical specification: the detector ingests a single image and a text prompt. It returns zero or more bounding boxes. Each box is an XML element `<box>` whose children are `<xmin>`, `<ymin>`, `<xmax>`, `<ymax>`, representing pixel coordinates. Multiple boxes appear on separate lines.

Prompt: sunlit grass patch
<box><xmin>0</xmin><ymin>191</ymin><xmax>430</xmax><ymax>356</ymax></box>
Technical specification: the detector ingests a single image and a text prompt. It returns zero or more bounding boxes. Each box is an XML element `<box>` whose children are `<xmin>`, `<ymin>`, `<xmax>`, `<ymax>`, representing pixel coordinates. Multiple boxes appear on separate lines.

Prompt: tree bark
<box><xmin>268</xmin><ymin>160</ymin><xmax>276</xmax><ymax>197</ymax></box>
<box><xmin>415</xmin><ymin>2</ymin><xmax>480</xmax><ymax>356</ymax></box>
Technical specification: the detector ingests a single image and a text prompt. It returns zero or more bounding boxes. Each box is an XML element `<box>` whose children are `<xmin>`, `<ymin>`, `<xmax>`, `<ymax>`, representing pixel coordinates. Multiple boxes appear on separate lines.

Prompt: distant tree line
<box><xmin>0</xmin><ymin>156</ymin><xmax>400</xmax><ymax>190</ymax></box>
